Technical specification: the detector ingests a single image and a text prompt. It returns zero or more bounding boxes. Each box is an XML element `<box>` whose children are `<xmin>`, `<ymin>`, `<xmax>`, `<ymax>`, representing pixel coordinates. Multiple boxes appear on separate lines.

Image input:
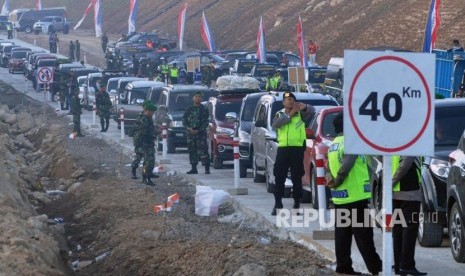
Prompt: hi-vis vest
<box><xmin>170</xmin><ymin>67</ymin><xmax>179</xmax><ymax>77</ymax></box>
<box><xmin>391</xmin><ymin>156</ymin><xmax>421</xmax><ymax>192</ymax></box>
<box><xmin>276</xmin><ymin>110</ymin><xmax>306</xmax><ymax>147</ymax></box>
<box><xmin>328</xmin><ymin>135</ymin><xmax>371</xmax><ymax>205</ymax></box>
<box><xmin>161</xmin><ymin>64</ymin><xmax>169</xmax><ymax>74</ymax></box>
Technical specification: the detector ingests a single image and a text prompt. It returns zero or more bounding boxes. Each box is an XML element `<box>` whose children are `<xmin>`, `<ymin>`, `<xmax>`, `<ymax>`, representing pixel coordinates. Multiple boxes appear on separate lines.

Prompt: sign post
<box><xmin>37</xmin><ymin>67</ymin><xmax>54</xmax><ymax>115</ymax></box>
<box><xmin>344</xmin><ymin>50</ymin><xmax>435</xmax><ymax>276</ymax></box>
<box><xmin>288</xmin><ymin>67</ymin><xmax>306</xmax><ymax>92</ymax></box>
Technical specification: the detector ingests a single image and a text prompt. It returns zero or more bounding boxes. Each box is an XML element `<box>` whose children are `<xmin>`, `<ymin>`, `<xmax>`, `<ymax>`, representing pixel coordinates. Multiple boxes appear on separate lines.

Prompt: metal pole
<box><xmin>162</xmin><ymin>123</ymin><xmax>167</xmax><ymax>158</ymax></box>
<box><xmin>83</xmin><ymin>52</ymin><xmax>87</xmax><ymax>64</ymax></box>
<box><xmin>382</xmin><ymin>155</ymin><xmax>393</xmax><ymax>276</ymax></box>
<box><xmin>25</xmin><ymin>76</ymin><xmax>28</xmax><ymax>93</ymax></box>
<box><xmin>316</xmin><ymin>154</ymin><xmax>328</xmax><ymax>229</ymax></box>
<box><xmin>120</xmin><ymin>108</ymin><xmax>125</xmax><ymax>140</ymax></box>
<box><xmin>43</xmin><ymin>82</ymin><xmax>46</xmax><ymax>115</ymax></box>
<box><xmin>92</xmin><ymin>101</ymin><xmax>96</xmax><ymax>126</ymax></box>
<box><xmin>233</xmin><ymin>137</ymin><xmax>240</xmax><ymax>188</ymax></box>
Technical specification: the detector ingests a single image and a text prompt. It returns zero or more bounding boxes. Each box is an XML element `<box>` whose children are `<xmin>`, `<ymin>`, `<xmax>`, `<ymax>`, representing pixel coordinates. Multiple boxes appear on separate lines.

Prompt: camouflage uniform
<box><xmin>71</xmin><ymin>91</ymin><xmax>83</xmax><ymax>136</ymax></box>
<box><xmin>182</xmin><ymin>104</ymin><xmax>209</xmax><ymax>166</ymax></box>
<box><xmin>96</xmin><ymin>89</ymin><xmax>112</xmax><ymax>131</ymax></box>
<box><xmin>132</xmin><ymin>112</ymin><xmax>156</xmax><ymax>179</ymax></box>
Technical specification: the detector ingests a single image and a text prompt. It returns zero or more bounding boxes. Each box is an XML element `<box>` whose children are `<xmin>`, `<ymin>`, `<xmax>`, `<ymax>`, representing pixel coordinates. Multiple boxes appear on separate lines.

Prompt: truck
<box><xmin>33</xmin><ymin>16</ymin><xmax>70</xmax><ymax>34</ymax></box>
<box><xmin>15</xmin><ymin>7</ymin><xmax>66</xmax><ymax>33</ymax></box>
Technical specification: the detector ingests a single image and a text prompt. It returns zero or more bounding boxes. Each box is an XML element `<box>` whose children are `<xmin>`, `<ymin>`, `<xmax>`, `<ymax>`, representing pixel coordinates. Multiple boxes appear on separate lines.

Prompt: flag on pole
<box><xmin>128</xmin><ymin>0</ymin><xmax>139</xmax><ymax>34</ymax></box>
<box><xmin>422</xmin><ymin>0</ymin><xmax>441</xmax><ymax>53</ymax></box>
<box><xmin>201</xmin><ymin>11</ymin><xmax>216</xmax><ymax>52</ymax></box>
<box><xmin>74</xmin><ymin>0</ymin><xmax>97</xmax><ymax>30</ymax></box>
<box><xmin>178</xmin><ymin>3</ymin><xmax>187</xmax><ymax>51</ymax></box>
<box><xmin>256</xmin><ymin>16</ymin><xmax>266</xmax><ymax>63</ymax></box>
<box><xmin>1</xmin><ymin>0</ymin><xmax>10</xmax><ymax>16</ymax></box>
<box><xmin>94</xmin><ymin>0</ymin><xmax>102</xmax><ymax>37</ymax></box>
<box><xmin>297</xmin><ymin>15</ymin><xmax>308</xmax><ymax>67</ymax></box>
<box><xmin>36</xmin><ymin>0</ymin><xmax>42</xmax><ymax>10</ymax></box>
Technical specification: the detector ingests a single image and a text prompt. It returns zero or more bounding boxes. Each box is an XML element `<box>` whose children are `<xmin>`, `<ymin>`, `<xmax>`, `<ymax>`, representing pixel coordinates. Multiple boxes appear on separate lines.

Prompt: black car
<box><xmin>237</xmin><ymin>92</ymin><xmax>267</xmax><ymax>177</ymax></box>
<box><xmin>447</xmin><ymin>129</ymin><xmax>465</xmax><ymax>263</ymax></box>
<box><xmin>250</xmin><ymin>64</ymin><xmax>276</xmax><ymax>90</ymax></box>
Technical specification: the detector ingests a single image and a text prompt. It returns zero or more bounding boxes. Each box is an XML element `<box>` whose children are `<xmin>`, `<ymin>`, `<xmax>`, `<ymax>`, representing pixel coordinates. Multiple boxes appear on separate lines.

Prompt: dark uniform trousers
<box><xmin>393</xmin><ymin>200</ymin><xmax>420</xmax><ymax>271</ymax></box>
<box><xmin>334</xmin><ymin>200</ymin><xmax>382</xmax><ymax>275</ymax></box>
<box><xmin>273</xmin><ymin>146</ymin><xmax>304</xmax><ymax>199</ymax></box>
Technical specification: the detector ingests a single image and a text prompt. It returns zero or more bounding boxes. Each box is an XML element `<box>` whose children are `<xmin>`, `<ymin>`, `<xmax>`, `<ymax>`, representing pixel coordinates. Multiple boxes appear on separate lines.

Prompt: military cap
<box><xmin>193</xmin><ymin>91</ymin><xmax>204</xmax><ymax>97</ymax></box>
<box><xmin>142</xmin><ymin>100</ymin><xmax>152</xmax><ymax>109</ymax></box>
<box><xmin>283</xmin><ymin>92</ymin><xmax>296</xmax><ymax>100</ymax></box>
<box><xmin>146</xmin><ymin>103</ymin><xmax>157</xmax><ymax>111</ymax></box>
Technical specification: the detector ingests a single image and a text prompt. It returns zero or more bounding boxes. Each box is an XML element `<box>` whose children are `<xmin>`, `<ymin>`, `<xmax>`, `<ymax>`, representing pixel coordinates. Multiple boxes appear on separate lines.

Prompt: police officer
<box><xmin>271</xmin><ymin>92</ymin><xmax>315</xmax><ymax>215</ymax></box>
<box><xmin>131</xmin><ymin>102</ymin><xmax>157</xmax><ymax>186</ymax></box>
<box><xmin>71</xmin><ymin>89</ymin><xmax>84</xmax><ymax>137</ymax></box>
<box><xmin>392</xmin><ymin>156</ymin><xmax>427</xmax><ymax>276</ymax></box>
<box><xmin>266</xmin><ymin>70</ymin><xmax>281</xmax><ymax>91</ymax></box>
<box><xmin>170</xmin><ymin>63</ymin><xmax>179</xmax><ymax>84</ymax></box>
<box><xmin>6</xmin><ymin>23</ymin><xmax>13</xmax><ymax>39</ymax></box>
<box><xmin>327</xmin><ymin>113</ymin><xmax>382</xmax><ymax>275</ymax></box>
<box><xmin>183</xmin><ymin>91</ymin><xmax>210</xmax><ymax>174</ymax></box>
<box><xmin>159</xmin><ymin>59</ymin><xmax>169</xmax><ymax>83</ymax></box>
<box><xmin>95</xmin><ymin>84</ymin><xmax>112</xmax><ymax>132</ymax></box>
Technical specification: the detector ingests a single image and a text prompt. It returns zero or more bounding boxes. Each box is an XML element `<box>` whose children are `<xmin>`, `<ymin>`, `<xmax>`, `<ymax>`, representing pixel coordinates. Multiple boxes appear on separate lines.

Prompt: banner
<box><xmin>36</xmin><ymin>0</ymin><xmax>42</xmax><ymax>10</ymax></box>
<box><xmin>128</xmin><ymin>0</ymin><xmax>139</xmax><ymax>34</ymax></box>
<box><xmin>74</xmin><ymin>0</ymin><xmax>97</xmax><ymax>30</ymax></box>
<box><xmin>178</xmin><ymin>3</ymin><xmax>187</xmax><ymax>51</ymax></box>
<box><xmin>297</xmin><ymin>15</ymin><xmax>308</xmax><ymax>67</ymax></box>
<box><xmin>422</xmin><ymin>0</ymin><xmax>441</xmax><ymax>53</ymax></box>
<box><xmin>94</xmin><ymin>0</ymin><xmax>102</xmax><ymax>37</ymax></box>
<box><xmin>256</xmin><ymin>16</ymin><xmax>266</xmax><ymax>63</ymax></box>
<box><xmin>1</xmin><ymin>0</ymin><xmax>10</xmax><ymax>16</ymax></box>
<box><xmin>201</xmin><ymin>11</ymin><xmax>215</xmax><ymax>52</ymax></box>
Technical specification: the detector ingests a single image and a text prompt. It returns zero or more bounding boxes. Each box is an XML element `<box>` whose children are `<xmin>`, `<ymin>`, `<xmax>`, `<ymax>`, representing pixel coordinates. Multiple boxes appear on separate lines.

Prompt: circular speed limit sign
<box><xmin>37</xmin><ymin>67</ymin><xmax>54</xmax><ymax>84</ymax></box>
<box><xmin>344</xmin><ymin>50</ymin><xmax>435</xmax><ymax>156</ymax></box>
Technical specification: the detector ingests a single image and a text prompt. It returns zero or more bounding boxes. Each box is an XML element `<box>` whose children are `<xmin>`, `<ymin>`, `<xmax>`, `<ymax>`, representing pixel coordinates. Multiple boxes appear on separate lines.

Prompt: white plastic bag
<box><xmin>195</xmin><ymin>186</ymin><xmax>231</xmax><ymax>216</ymax></box>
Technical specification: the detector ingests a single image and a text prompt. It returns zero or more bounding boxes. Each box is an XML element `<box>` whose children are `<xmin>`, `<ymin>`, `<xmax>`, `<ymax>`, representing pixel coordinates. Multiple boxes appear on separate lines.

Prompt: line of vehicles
<box><xmin>3</xmin><ymin>33</ymin><xmax>465</xmax><ymax>263</ymax></box>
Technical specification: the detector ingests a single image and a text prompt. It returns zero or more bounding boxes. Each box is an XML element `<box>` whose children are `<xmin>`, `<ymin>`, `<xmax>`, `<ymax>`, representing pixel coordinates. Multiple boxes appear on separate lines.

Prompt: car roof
<box><xmin>127</xmin><ymin>80</ymin><xmax>164</xmax><ymax>88</ymax></box>
<box><xmin>261</xmin><ymin>91</ymin><xmax>337</xmax><ymax>102</ymax></box>
<box><xmin>435</xmin><ymin>98</ymin><xmax>465</xmax><ymax>108</ymax></box>
<box><xmin>165</xmin><ymin>84</ymin><xmax>216</xmax><ymax>94</ymax></box>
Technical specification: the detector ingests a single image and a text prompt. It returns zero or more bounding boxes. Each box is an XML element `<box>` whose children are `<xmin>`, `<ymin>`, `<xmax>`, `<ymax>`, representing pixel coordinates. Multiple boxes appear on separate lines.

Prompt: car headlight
<box><xmin>430</xmin><ymin>158</ymin><xmax>451</xmax><ymax>179</ymax></box>
<box><xmin>217</xmin><ymin>127</ymin><xmax>234</xmax><ymax>136</ymax></box>
<box><xmin>170</xmin><ymin>120</ymin><xmax>183</xmax><ymax>127</ymax></box>
<box><xmin>238</xmin><ymin>130</ymin><xmax>251</xmax><ymax>143</ymax></box>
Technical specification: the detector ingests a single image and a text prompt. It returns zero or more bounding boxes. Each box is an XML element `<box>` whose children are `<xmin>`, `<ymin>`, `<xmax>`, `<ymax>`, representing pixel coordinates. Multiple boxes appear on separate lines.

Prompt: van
<box><xmin>324</xmin><ymin>57</ymin><xmax>343</xmax><ymax>104</ymax></box>
<box><xmin>16</xmin><ymin>7</ymin><xmax>66</xmax><ymax>33</ymax></box>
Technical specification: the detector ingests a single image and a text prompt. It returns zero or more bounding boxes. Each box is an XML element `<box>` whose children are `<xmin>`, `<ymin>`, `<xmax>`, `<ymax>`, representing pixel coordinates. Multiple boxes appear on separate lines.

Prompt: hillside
<box><xmin>8</xmin><ymin>0</ymin><xmax>465</xmax><ymax>63</ymax></box>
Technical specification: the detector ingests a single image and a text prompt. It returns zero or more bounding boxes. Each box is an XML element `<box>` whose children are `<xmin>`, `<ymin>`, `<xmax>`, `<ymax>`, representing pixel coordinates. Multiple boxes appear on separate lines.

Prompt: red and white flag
<box><xmin>36</xmin><ymin>0</ymin><xmax>42</xmax><ymax>10</ymax></box>
<box><xmin>422</xmin><ymin>0</ymin><xmax>441</xmax><ymax>52</ymax></box>
<box><xmin>177</xmin><ymin>3</ymin><xmax>187</xmax><ymax>51</ymax></box>
<box><xmin>297</xmin><ymin>15</ymin><xmax>308</xmax><ymax>67</ymax></box>
<box><xmin>74</xmin><ymin>0</ymin><xmax>97</xmax><ymax>30</ymax></box>
<box><xmin>201</xmin><ymin>11</ymin><xmax>216</xmax><ymax>52</ymax></box>
<box><xmin>256</xmin><ymin>16</ymin><xmax>266</xmax><ymax>63</ymax></box>
<box><xmin>94</xmin><ymin>0</ymin><xmax>102</xmax><ymax>37</ymax></box>
<box><xmin>128</xmin><ymin>0</ymin><xmax>139</xmax><ymax>33</ymax></box>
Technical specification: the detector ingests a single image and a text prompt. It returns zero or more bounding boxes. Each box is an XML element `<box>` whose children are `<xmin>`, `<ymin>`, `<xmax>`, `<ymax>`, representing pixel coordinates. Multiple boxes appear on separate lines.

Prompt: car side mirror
<box><xmin>265</xmin><ymin>131</ymin><xmax>277</xmax><ymax>141</ymax></box>
<box><xmin>225</xmin><ymin>112</ymin><xmax>237</xmax><ymax>122</ymax></box>
<box><xmin>306</xmin><ymin>128</ymin><xmax>316</xmax><ymax>139</ymax></box>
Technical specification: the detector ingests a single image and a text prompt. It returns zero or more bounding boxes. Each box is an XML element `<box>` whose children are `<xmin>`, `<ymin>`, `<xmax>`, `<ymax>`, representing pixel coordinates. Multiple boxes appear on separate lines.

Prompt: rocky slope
<box><xmin>8</xmin><ymin>0</ymin><xmax>465</xmax><ymax>65</ymax></box>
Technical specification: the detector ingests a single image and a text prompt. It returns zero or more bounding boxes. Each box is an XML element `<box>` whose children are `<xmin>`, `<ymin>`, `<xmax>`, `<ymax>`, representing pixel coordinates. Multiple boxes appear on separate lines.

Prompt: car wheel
<box><xmin>63</xmin><ymin>26</ymin><xmax>69</xmax><ymax>34</ymax></box>
<box><xmin>25</xmin><ymin>26</ymin><xmax>33</xmax><ymax>33</ymax></box>
<box><xmin>167</xmin><ymin>140</ymin><xmax>175</xmax><ymax>153</ymax></box>
<box><xmin>252</xmin><ymin>155</ymin><xmax>265</xmax><ymax>183</ymax></box>
<box><xmin>213</xmin><ymin>156</ymin><xmax>223</xmax><ymax>169</ymax></box>
<box><xmin>34</xmin><ymin>30</ymin><xmax>40</xmax><ymax>35</ymax></box>
<box><xmin>311</xmin><ymin>167</ymin><xmax>319</xmax><ymax>209</ymax></box>
<box><xmin>418</xmin><ymin>201</ymin><xmax>443</xmax><ymax>247</ymax></box>
<box><xmin>449</xmin><ymin>202</ymin><xmax>465</xmax><ymax>263</ymax></box>
<box><xmin>239</xmin><ymin>160</ymin><xmax>247</xmax><ymax>178</ymax></box>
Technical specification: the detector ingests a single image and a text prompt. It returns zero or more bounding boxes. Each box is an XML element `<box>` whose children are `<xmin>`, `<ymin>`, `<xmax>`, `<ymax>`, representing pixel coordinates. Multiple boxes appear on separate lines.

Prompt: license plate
<box><xmin>175</xmin><ymin>133</ymin><xmax>184</xmax><ymax>137</ymax></box>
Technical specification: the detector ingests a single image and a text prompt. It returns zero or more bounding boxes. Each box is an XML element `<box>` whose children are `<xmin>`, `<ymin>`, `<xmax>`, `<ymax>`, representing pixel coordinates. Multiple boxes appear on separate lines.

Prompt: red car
<box><xmin>302</xmin><ymin>106</ymin><xmax>343</xmax><ymax>207</ymax></box>
<box><xmin>9</xmin><ymin>49</ymin><xmax>30</xmax><ymax>73</ymax></box>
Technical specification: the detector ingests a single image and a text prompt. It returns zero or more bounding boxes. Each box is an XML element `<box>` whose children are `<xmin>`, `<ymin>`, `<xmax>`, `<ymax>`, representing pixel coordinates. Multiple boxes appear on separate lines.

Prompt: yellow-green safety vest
<box><xmin>170</xmin><ymin>67</ymin><xmax>178</xmax><ymax>77</ymax></box>
<box><xmin>328</xmin><ymin>135</ymin><xmax>371</xmax><ymax>205</ymax></box>
<box><xmin>391</xmin><ymin>156</ymin><xmax>421</xmax><ymax>192</ymax></box>
<box><xmin>276</xmin><ymin>111</ymin><xmax>306</xmax><ymax>147</ymax></box>
<box><xmin>161</xmin><ymin>64</ymin><xmax>169</xmax><ymax>74</ymax></box>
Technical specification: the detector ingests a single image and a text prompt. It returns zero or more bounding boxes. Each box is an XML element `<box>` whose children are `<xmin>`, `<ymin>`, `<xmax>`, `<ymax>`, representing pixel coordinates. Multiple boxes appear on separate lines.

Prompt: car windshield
<box><xmin>320</xmin><ymin>111</ymin><xmax>342</xmax><ymax>138</ymax></box>
<box><xmin>128</xmin><ymin>34</ymin><xmax>143</xmax><ymax>42</ymax></box>
<box><xmin>253</xmin><ymin>65</ymin><xmax>276</xmax><ymax>77</ymax></box>
<box><xmin>12</xmin><ymin>51</ymin><xmax>27</xmax><ymax>59</ymax></box>
<box><xmin>435</xmin><ymin>106</ymin><xmax>465</xmax><ymax>146</ymax></box>
<box><xmin>78</xmin><ymin>78</ymin><xmax>87</xmax><ymax>86</ymax></box>
<box><xmin>236</xmin><ymin>61</ymin><xmax>256</xmax><ymax>74</ymax></box>
<box><xmin>107</xmin><ymin>80</ymin><xmax>118</xmax><ymax>91</ymax></box>
<box><xmin>241</xmin><ymin>97</ymin><xmax>261</xmax><ymax>122</ymax></box>
<box><xmin>168</xmin><ymin>93</ymin><xmax>193</xmax><ymax>111</ymax></box>
<box><xmin>215</xmin><ymin>100</ymin><xmax>242</xmax><ymax>121</ymax></box>
<box><xmin>271</xmin><ymin>99</ymin><xmax>338</xmax><ymax>122</ymax></box>
<box><xmin>38</xmin><ymin>60</ymin><xmax>56</xmax><ymax>67</ymax></box>
<box><xmin>41</xmin><ymin>17</ymin><xmax>53</xmax><ymax>22</ymax></box>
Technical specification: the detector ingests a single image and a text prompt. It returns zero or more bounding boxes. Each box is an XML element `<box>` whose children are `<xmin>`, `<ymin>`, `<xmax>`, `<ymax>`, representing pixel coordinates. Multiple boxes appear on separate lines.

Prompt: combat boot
<box><xmin>131</xmin><ymin>167</ymin><xmax>138</xmax><ymax>179</ymax></box>
<box><xmin>186</xmin><ymin>164</ymin><xmax>198</xmax><ymax>174</ymax></box>
<box><xmin>205</xmin><ymin>161</ymin><xmax>210</xmax><ymax>174</ymax></box>
<box><xmin>142</xmin><ymin>172</ymin><xmax>147</xmax><ymax>183</ymax></box>
<box><xmin>146</xmin><ymin>176</ymin><xmax>155</xmax><ymax>186</ymax></box>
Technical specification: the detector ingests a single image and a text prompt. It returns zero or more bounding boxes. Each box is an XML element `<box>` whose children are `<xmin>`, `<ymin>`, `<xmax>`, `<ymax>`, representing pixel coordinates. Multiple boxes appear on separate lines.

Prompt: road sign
<box><xmin>288</xmin><ymin>67</ymin><xmax>306</xmax><ymax>85</ymax></box>
<box><xmin>37</xmin><ymin>67</ymin><xmax>54</xmax><ymax>84</ymax></box>
<box><xmin>344</xmin><ymin>50</ymin><xmax>435</xmax><ymax>156</ymax></box>
<box><xmin>186</xmin><ymin>57</ymin><xmax>201</xmax><ymax>73</ymax></box>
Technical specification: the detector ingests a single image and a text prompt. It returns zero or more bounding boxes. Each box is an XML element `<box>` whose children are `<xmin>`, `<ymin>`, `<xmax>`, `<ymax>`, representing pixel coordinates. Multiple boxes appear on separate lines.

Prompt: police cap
<box><xmin>283</xmin><ymin>92</ymin><xmax>296</xmax><ymax>100</ymax></box>
<box><xmin>193</xmin><ymin>91</ymin><xmax>203</xmax><ymax>97</ymax></box>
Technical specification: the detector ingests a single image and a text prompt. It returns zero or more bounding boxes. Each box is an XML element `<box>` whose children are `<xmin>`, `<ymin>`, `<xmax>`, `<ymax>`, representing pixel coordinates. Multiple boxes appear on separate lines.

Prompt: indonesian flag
<box><xmin>201</xmin><ymin>11</ymin><xmax>215</xmax><ymax>52</ymax></box>
<box><xmin>178</xmin><ymin>3</ymin><xmax>187</xmax><ymax>51</ymax></box>
<box><xmin>256</xmin><ymin>16</ymin><xmax>266</xmax><ymax>63</ymax></box>
<box><xmin>74</xmin><ymin>0</ymin><xmax>97</xmax><ymax>30</ymax></box>
<box><xmin>422</xmin><ymin>0</ymin><xmax>441</xmax><ymax>53</ymax></box>
<box><xmin>94</xmin><ymin>0</ymin><xmax>102</xmax><ymax>37</ymax></box>
<box><xmin>1</xmin><ymin>0</ymin><xmax>10</xmax><ymax>16</ymax></box>
<box><xmin>128</xmin><ymin>0</ymin><xmax>139</xmax><ymax>34</ymax></box>
<box><xmin>297</xmin><ymin>15</ymin><xmax>308</xmax><ymax>68</ymax></box>
<box><xmin>36</xmin><ymin>0</ymin><xmax>42</xmax><ymax>10</ymax></box>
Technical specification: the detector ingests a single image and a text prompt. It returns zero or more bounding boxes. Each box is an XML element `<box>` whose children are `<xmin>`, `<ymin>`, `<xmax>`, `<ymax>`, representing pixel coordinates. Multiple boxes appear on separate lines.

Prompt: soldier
<box><xmin>75</xmin><ymin>40</ymin><xmax>81</xmax><ymax>62</ymax></box>
<box><xmin>69</xmin><ymin>41</ymin><xmax>75</xmax><ymax>61</ymax></box>
<box><xmin>71</xmin><ymin>89</ymin><xmax>84</xmax><ymax>137</ymax></box>
<box><xmin>182</xmin><ymin>91</ymin><xmax>210</xmax><ymax>174</ymax></box>
<box><xmin>95</xmin><ymin>83</ymin><xmax>112</xmax><ymax>132</ymax></box>
<box><xmin>101</xmin><ymin>32</ymin><xmax>109</xmax><ymax>53</ymax></box>
<box><xmin>131</xmin><ymin>102</ymin><xmax>158</xmax><ymax>185</ymax></box>
<box><xmin>58</xmin><ymin>72</ymin><xmax>68</xmax><ymax>110</ymax></box>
